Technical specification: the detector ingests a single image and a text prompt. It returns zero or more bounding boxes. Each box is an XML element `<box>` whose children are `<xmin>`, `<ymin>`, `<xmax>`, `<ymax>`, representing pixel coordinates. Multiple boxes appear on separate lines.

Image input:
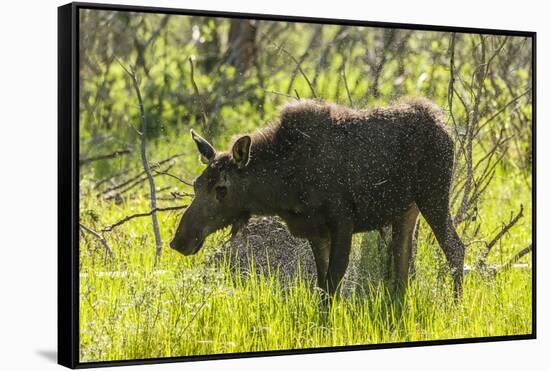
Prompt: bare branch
<box><xmin>80</xmin><ymin>148</ymin><xmax>131</xmax><ymax>165</ymax></box>
<box><xmin>342</xmin><ymin>62</ymin><xmax>354</xmax><ymax>107</ymax></box>
<box><xmin>101</xmin><ymin>205</ymin><xmax>188</xmax><ymax>232</ymax></box>
<box><xmin>156</xmin><ymin>190</ymin><xmax>194</xmax><ymax>201</ymax></box>
<box><xmin>500</xmin><ymin>244</ymin><xmax>532</xmax><ymax>271</ymax></box>
<box><xmin>144</xmin><ymin>15</ymin><xmax>171</xmax><ymax>50</ymax></box>
<box><xmin>256</xmin><ymin>26</ymin><xmax>318</xmax><ymax>99</ymax></box>
<box><xmin>447</xmin><ymin>33</ymin><xmax>458</xmax><ymax>130</ymax></box>
<box><xmin>120</xmin><ymin>62</ymin><xmax>163</xmax><ymax>258</ymax></box>
<box><xmin>79</xmin><ymin>223</ymin><xmax>114</xmax><ymax>258</ymax></box>
<box><xmin>170</xmin><ymin>191</ymin><xmax>194</xmax><ymax>199</ymax></box>
<box><xmin>152</xmin><ymin>168</ymin><xmax>193</xmax><ymax>186</ymax></box>
<box><xmin>188</xmin><ymin>57</ymin><xmax>209</xmax><ymax>135</ymax></box>
<box><xmin>475</xmin><ymin>89</ymin><xmax>531</xmax><ymax>136</ymax></box>
<box><xmin>261</xmin><ymin>88</ymin><xmax>299</xmax><ymax>101</ymax></box>
<box><xmin>98</xmin><ymin>153</ymin><xmax>183</xmax><ymax>195</ymax></box>
<box><xmin>103</xmin><ymin>161</ymin><xmax>174</xmax><ymax>202</ymax></box>
<box><xmin>285</xmin><ymin>25</ymin><xmax>322</xmax><ymax>95</ymax></box>
<box><xmin>367</xmin><ymin>29</ymin><xmax>396</xmax><ymax>98</ymax></box>
<box><xmin>133</xmin><ymin>15</ymin><xmax>171</xmax><ymax>73</ymax></box>
<box><xmin>94</xmin><ymin>168</ymin><xmax>131</xmax><ymax>189</ymax></box>
<box><xmin>477</xmin><ymin>204</ymin><xmax>525</xmax><ymax>267</ymax></box>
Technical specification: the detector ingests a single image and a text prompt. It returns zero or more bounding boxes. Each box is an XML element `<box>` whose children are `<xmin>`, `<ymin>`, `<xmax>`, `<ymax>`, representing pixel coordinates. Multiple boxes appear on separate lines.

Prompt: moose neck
<box><xmin>240</xmin><ymin>137</ymin><xmax>295</xmax><ymax>217</ymax></box>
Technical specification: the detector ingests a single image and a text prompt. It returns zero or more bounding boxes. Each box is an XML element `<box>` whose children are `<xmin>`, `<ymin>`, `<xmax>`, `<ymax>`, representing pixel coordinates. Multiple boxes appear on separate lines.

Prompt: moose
<box><xmin>170</xmin><ymin>98</ymin><xmax>465</xmax><ymax>298</ymax></box>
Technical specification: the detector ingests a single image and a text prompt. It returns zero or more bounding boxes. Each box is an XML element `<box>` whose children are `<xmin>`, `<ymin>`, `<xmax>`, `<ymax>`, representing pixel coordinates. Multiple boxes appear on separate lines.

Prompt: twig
<box><xmin>188</xmin><ymin>57</ymin><xmax>209</xmax><ymax>134</ymax></box>
<box><xmin>342</xmin><ymin>62</ymin><xmax>354</xmax><ymax>107</ymax></box>
<box><xmin>103</xmin><ymin>164</ymin><xmax>174</xmax><ymax>201</ymax></box>
<box><xmin>475</xmin><ymin>89</ymin><xmax>531</xmax><ymax>136</ymax></box>
<box><xmin>261</xmin><ymin>88</ymin><xmax>299</xmax><ymax>101</ymax></box>
<box><xmin>447</xmin><ymin>33</ymin><xmax>458</xmax><ymax>132</ymax></box>
<box><xmin>144</xmin><ymin>15</ymin><xmax>171</xmax><ymax>50</ymax></box>
<box><xmin>98</xmin><ymin>153</ymin><xmax>184</xmax><ymax>195</ymax></box>
<box><xmin>447</xmin><ymin>32</ymin><xmax>469</xmax><ymax>170</ymax></box>
<box><xmin>79</xmin><ymin>148</ymin><xmax>131</xmax><ymax>165</ymax></box>
<box><xmin>101</xmin><ymin>205</ymin><xmax>188</xmax><ymax>232</ymax></box>
<box><xmin>146</xmin><ymin>185</ymin><xmax>171</xmax><ymax>198</ymax></box>
<box><xmin>94</xmin><ymin>168</ymin><xmax>131</xmax><ymax>189</ymax></box>
<box><xmin>256</xmin><ymin>26</ymin><xmax>317</xmax><ymax>99</ymax></box>
<box><xmin>477</xmin><ymin>204</ymin><xmax>525</xmax><ymax>267</ymax></box>
<box><xmin>156</xmin><ymin>192</ymin><xmax>194</xmax><ymax>201</ymax></box>
<box><xmin>100</xmin><ymin>169</ymin><xmax>147</xmax><ymax>196</ymax></box>
<box><xmin>367</xmin><ymin>29</ymin><xmax>396</xmax><ymax>98</ymax></box>
<box><xmin>171</xmin><ymin>191</ymin><xmax>194</xmax><ymax>198</ymax></box>
<box><xmin>285</xmin><ymin>25</ymin><xmax>322</xmax><ymax>95</ymax></box>
<box><xmin>133</xmin><ymin>15</ymin><xmax>171</xmax><ymax>74</ymax></box>
<box><xmin>79</xmin><ymin>223</ymin><xmax>114</xmax><ymax>258</ymax></box>
<box><xmin>500</xmin><ymin>244</ymin><xmax>532</xmax><ymax>271</ymax></box>
<box><xmin>152</xmin><ymin>168</ymin><xmax>193</xmax><ymax>186</ymax></box>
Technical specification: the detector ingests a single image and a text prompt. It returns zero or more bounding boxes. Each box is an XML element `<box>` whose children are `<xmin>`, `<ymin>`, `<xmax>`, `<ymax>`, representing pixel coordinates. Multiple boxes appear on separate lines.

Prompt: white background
<box><xmin>0</xmin><ymin>0</ymin><xmax>546</xmax><ymax>369</ymax></box>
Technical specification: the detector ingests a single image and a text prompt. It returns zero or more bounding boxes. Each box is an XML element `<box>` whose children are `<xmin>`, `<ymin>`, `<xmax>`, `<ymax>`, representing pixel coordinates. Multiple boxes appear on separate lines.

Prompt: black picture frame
<box><xmin>58</xmin><ymin>2</ymin><xmax>537</xmax><ymax>368</ymax></box>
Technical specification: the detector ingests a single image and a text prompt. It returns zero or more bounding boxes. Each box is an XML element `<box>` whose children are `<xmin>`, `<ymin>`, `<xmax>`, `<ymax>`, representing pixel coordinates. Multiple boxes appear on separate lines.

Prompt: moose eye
<box><xmin>215</xmin><ymin>186</ymin><xmax>227</xmax><ymax>201</ymax></box>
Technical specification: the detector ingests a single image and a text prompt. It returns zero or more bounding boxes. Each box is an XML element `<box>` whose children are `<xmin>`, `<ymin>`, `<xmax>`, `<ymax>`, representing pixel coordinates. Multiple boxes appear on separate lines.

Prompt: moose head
<box><xmin>169</xmin><ymin>130</ymin><xmax>252</xmax><ymax>255</ymax></box>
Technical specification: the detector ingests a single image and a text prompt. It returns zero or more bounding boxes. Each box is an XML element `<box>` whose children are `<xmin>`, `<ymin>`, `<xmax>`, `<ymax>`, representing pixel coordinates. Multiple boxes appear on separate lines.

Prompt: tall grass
<box><xmin>77</xmin><ymin>16</ymin><xmax>533</xmax><ymax>363</ymax></box>
<box><xmin>79</xmin><ymin>169</ymin><xmax>532</xmax><ymax>362</ymax></box>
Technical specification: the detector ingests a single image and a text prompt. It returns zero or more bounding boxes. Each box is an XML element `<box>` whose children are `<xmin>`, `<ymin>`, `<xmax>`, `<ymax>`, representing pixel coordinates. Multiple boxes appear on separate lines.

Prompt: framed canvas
<box><xmin>58</xmin><ymin>2</ymin><xmax>536</xmax><ymax>368</ymax></box>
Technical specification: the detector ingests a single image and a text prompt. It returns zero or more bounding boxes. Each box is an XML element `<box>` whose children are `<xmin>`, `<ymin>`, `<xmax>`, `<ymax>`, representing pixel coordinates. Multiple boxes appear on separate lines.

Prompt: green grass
<box><xmin>77</xmin><ymin>18</ymin><xmax>533</xmax><ymax>362</ymax></box>
<box><xmin>79</xmin><ymin>165</ymin><xmax>532</xmax><ymax>362</ymax></box>
<box><xmin>79</xmin><ymin>248</ymin><xmax>532</xmax><ymax>362</ymax></box>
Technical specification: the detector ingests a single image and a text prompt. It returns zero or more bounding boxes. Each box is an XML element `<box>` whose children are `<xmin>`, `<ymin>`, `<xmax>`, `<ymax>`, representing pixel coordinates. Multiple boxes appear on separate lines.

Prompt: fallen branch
<box><xmin>477</xmin><ymin>204</ymin><xmax>524</xmax><ymax>267</ymax></box>
<box><xmin>101</xmin><ymin>205</ymin><xmax>187</xmax><ymax>232</ymax></box>
<box><xmin>80</xmin><ymin>148</ymin><xmax>131</xmax><ymax>165</ymax></box>
<box><xmin>500</xmin><ymin>244</ymin><xmax>532</xmax><ymax>271</ymax></box>
<box><xmin>79</xmin><ymin>223</ymin><xmax>114</xmax><ymax>258</ymax></box>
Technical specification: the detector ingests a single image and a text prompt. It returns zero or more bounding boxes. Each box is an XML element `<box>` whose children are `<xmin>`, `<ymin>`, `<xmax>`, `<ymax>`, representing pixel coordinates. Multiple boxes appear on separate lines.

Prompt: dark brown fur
<box><xmin>171</xmin><ymin>98</ymin><xmax>465</xmax><ymax>297</ymax></box>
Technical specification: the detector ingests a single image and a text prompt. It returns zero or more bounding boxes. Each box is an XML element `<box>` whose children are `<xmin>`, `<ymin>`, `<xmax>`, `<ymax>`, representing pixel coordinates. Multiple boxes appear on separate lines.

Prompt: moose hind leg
<box><xmin>409</xmin><ymin>219</ymin><xmax>420</xmax><ymax>277</ymax></box>
<box><xmin>391</xmin><ymin>204</ymin><xmax>420</xmax><ymax>292</ymax></box>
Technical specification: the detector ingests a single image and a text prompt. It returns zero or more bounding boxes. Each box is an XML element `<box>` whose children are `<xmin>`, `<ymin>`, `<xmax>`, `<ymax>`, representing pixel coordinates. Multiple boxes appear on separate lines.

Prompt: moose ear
<box><xmin>190</xmin><ymin>129</ymin><xmax>216</xmax><ymax>164</ymax></box>
<box><xmin>232</xmin><ymin>135</ymin><xmax>252</xmax><ymax>168</ymax></box>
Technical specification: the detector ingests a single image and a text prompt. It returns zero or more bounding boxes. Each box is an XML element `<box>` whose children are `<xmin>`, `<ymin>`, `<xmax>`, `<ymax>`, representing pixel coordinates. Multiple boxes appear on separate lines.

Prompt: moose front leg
<box><xmin>309</xmin><ymin>237</ymin><xmax>330</xmax><ymax>290</ymax></box>
<box><xmin>309</xmin><ymin>236</ymin><xmax>330</xmax><ymax>290</ymax></box>
<box><xmin>326</xmin><ymin>223</ymin><xmax>353</xmax><ymax>295</ymax></box>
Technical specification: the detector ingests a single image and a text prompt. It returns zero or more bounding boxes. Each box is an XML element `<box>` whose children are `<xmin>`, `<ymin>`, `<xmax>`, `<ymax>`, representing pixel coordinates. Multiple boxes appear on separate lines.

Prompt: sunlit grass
<box><xmin>76</xmin><ymin>16</ymin><xmax>533</xmax><ymax>363</ymax></box>
<box><xmin>79</xmin><ymin>242</ymin><xmax>531</xmax><ymax>362</ymax></box>
<box><xmin>79</xmin><ymin>169</ymin><xmax>532</xmax><ymax>362</ymax></box>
